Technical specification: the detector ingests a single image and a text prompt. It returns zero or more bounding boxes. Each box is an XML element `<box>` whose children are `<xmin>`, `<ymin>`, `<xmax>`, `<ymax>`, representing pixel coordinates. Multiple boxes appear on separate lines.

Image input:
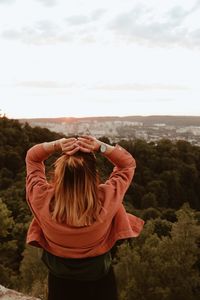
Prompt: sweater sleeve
<box><xmin>25</xmin><ymin>144</ymin><xmax>51</xmax><ymax>195</ymax></box>
<box><xmin>102</xmin><ymin>144</ymin><xmax>136</xmax><ymax>197</ymax></box>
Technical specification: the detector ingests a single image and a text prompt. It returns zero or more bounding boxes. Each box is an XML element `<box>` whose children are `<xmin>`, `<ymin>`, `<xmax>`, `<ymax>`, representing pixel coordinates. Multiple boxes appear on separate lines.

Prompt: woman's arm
<box><xmin>26</xmin><ymin>137</ymin><xmax>79</xmax><ymax>194</ymax></box>
<box><xmin>77</xmin><ymin>135</ymin><xmax>136</xmax><ymax>186</ymax></box>
<box><xmin>43</xmin><ymin>137</ymin><xmax>78</xmax><ymax>155</ymax></box>
<box><xmin>77</xmin><ymin>135</ymin><xmax>115</xmax><ymax>154</ymax></box>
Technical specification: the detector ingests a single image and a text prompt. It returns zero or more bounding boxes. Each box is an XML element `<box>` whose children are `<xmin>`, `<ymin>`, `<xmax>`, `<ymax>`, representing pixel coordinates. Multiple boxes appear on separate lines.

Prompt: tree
<box><xmin>19</xmin><ymin>246</ymin><xmax>48</xmax><ymax>299</ymax></box>
<box><xmin>160</xmin><ymin>171</ymin><xmax>182</xmax><ymax>208</ymax></box>
<box><xmin>114</xmin><ymin>205</ymin><xmax>200</xmax><ymax>300</ymax></box>
<box><xmin>146</xmin><ymin>180</ymin><xmax>169</xmax><ymax>207</ymax></box>
<box><xmin>141</xmin><ymin>192</ymin><xmax>157</xmax><ymax>209</ymax></box>
<box><xmin>0</xmin><ymin>198</ymin><xmax>13</xmax><ymax>237</ymax></box>
<box><xmin>161</xmin><ymin>208</ymin><xmax>177</xmax><ymax>223</ymax></box>
<box><xmin>142</xmin><ymin>208</ymin><xmax>161</xmax><ymax>221</ymax></box>
<box><xmin>126</xmin><ymin>183</ymin><xmax>145</xmax><ymax>209</ymax></box>
<box><xmin>0</xmin><ymin>198</ymin><xmax>18</xmax><ymax>287</ymax></box>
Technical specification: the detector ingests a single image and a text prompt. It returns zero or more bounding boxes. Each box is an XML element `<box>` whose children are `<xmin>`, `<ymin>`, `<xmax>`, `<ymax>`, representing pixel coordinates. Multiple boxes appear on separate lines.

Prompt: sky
<box><xmin>0</xmin><ymin>0</ymin><xmax>200</xmax><ymax>119</ymax></box>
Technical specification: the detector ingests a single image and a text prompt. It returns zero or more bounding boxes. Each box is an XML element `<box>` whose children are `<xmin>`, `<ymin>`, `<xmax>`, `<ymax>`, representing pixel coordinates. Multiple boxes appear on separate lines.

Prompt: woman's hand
<box><xmin>60</xmin><ymin>136</ymin><xmax>101</xmax><ymax>154</ymax></box>
<box><xmin>77</xmin><ymin>136</ymin><xmax>101</xmax><ymax>153</ymax></box>
<box><xmin>78</xmin><ymin>135</ymin><xmax>115</xmax><ymax>154</ymax></box>
<box><xmin>59</xmin><ymin>137</ymin><xmax>80</xmax><ymax>155</ymax></box>
<box><xmin>44</xmin><ymin>136</ymin><xmax>101</xmax><ymax>155</ymax></box>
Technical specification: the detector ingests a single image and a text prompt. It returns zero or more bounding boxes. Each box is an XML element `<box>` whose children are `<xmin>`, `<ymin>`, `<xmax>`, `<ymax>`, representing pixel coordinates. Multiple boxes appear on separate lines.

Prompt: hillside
<box><xmin>0</xmin><ymin>285</ymin><xmax>40</xmax><ymax>300</ymax></box>
<box><xmin>20</xmin><ymin>115</ymin><xmax>200</xmax><ymax>126</ymax></box>
<box><xmin>0</xmin><ymin>115</ymin><xmax>200</xmax><ymax>299</ymax></box>
<box><xmin>19</xmin><ymin>115</ymin><xmax>200</xmax><ymax>147</ymax></box>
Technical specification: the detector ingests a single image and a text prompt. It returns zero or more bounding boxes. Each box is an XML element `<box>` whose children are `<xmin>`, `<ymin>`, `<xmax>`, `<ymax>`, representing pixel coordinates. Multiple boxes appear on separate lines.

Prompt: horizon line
<box><xmin>9</xmin><ymin>114</ymin><xmax>200</xmax><ymax>120</ymax></box>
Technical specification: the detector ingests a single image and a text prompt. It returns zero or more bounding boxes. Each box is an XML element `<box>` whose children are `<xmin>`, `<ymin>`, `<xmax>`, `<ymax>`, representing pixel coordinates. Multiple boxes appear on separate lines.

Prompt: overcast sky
<box><xmin>0</xmin><ymin>0</ymin><xmax>200</xmax><ymax>118</ymax></box>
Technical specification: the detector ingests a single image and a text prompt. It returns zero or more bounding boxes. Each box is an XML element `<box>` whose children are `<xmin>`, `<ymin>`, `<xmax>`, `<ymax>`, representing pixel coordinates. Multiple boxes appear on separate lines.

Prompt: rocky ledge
<box><xmin>0</xmin><ymin>285</ymin><xmax>41</xmax><ymax>300</ymax></box>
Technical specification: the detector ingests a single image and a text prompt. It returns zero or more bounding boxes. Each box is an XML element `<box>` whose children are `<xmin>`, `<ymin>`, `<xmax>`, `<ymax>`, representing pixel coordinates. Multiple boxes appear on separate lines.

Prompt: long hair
<box><xmin>51</xmin><ymin>151</ymin><xmax>101</xmax><ymax>227</ymax></box>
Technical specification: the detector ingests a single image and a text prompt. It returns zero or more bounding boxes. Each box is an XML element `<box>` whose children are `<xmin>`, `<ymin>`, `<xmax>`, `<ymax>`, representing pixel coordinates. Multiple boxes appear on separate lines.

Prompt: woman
<box><xmin>26</xmin><ymin>135</ymin><xmax>144</xmax><ymax>300</ymax></box>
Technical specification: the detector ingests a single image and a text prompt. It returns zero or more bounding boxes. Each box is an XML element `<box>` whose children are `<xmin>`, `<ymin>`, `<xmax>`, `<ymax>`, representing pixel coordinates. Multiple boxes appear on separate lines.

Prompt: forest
<box><xmin>0</xmin><ymin>115</ymin><xmax>200</xmax><ymax>299</ymax></box>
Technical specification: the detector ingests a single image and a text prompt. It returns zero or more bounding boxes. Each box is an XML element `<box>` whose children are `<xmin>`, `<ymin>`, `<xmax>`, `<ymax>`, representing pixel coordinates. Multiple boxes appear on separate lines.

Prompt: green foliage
<box><xmin>0</xmin><ymin>198</ymin><xmax>14</xmax><ymax>237</ymax></box>
<box><xmin>141</xmin><ymin>207</ymin><xmax>161</xmax><ymax>221</ymax></box>
<box><xmin>153</xmin><ymin>218</ymin><xmax>172</xmax><ymax>237</ymax></box>
<box><xmin>0</xmin><ymin>116</ymin><xmax>62</xmax><ymax>290</ymax></box>
<box><xmin>118</xmin><ymin>138</ymin><xmax>200</xmax><ymax>210</ymax></box>
<box><xmin>1</xmin><ymin>115</ymin><xmax>200</xmax><ymax>299</ymax></box>
<box><xmin>0</xmin><ymin>198</ymin><xmax>18</xmax><ymax>287</ymax></box>
<box><xmin>114</xmin><ymin>206</ymin><xmax>200</xmax><ymax>300</ymax></box>
<box><xmin>19</xmin><ymin>246</ymin><xmax>48</xmax><ymax>299</ymax></box>
<box><xmin>141</xmin><ymin>192</ymin><xmax>157</xmax><ymax>209</ymax></box>
<box><xmin>161</xmin><ymin>208</ymin><xmax>177</xmax><ymax>223</ymax></box>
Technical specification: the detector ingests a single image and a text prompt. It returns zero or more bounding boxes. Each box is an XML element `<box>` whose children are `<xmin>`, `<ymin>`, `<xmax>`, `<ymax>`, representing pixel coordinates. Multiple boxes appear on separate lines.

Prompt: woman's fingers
<box><xmin>78</xmin><ymin>148</ymin><xmax>91</xmax><ymax>153</ymax></box>
<box><xmin>66</xmin><ymin>146</ymin><xmax>80</xmax><ymax>155</ymax></box>
<box><xmin>79</xmin><ymin>135</ymin><xmax>95</xmax><ymax>141</ymax></box>
<box><xmin>77</xmin><ymin>136</ymin><xmax>99</xmax><ymax>151</ymax></box>
<box><xmin>60</xmin><ymin>137</ymin><xmax>76</xmax><ymax>147</ymax></box>
<box><xmin>77</xmin><ymin>140</ymin><xmax>95</xmax><ymax>151</ymax></box>
<box><xmin>59</xmin><ymin>135</ymin><xmax>99</xmax><ymax>155</ymax></box>
<box><xmin>60</xmin><ymin>138</ymin><xmax>79</xmax><ymax>153</ymax></box>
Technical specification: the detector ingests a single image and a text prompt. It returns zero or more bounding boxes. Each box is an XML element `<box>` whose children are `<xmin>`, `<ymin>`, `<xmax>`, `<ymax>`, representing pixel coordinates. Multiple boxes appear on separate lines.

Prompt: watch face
<box><xmin>100</xmin><ymin>143</ymin><xmax>107</xmax><ymax>153</ymax></box>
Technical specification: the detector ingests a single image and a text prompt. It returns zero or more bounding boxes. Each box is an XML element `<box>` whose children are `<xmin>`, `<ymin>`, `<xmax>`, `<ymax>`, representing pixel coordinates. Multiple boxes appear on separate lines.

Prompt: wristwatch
<box><xmin>99</xmin><ymin>143</ymin><xmax>107</xmax><ymax>153</ymax></box>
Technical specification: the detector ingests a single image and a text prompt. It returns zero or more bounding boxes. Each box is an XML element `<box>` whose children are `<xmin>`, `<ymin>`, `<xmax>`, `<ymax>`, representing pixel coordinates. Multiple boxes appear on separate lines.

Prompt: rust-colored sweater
<box><xmin>26</xmin><ymin>144</ymin><xmax>144</xmax><ymax>258</ymax></box>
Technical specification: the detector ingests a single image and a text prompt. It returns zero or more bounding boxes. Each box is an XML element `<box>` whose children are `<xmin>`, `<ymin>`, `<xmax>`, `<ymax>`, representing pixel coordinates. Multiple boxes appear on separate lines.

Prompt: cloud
<box><xmin>0</xmin><ymin>0</ymin><xmax>15</xmax><ymax>4</ymax></box>
<box><xmin>65</xmin><ymin>9</ymin><xmax>106</xmax><ymax>26</ymax></box>
<box><xmin>1</xmin><ymin>8</ymin><xmax>106</xmax><ymax>45</ymax></box>
<box><xmin>108</xmin><ymin>2</ymin><xmax>200</xmax><ymax>48</ymax></box>
<box><xmin>2</xmin><ymin>2</ymin><xmax>200</xmax><ymax>48</ymax></box>
<box><xmin>2</xmin><ymin>25</ymin><xmax>94</xmax><ymax>45</ymax></box>
<box><xmin>15</xmin><ymin>81</ymin><xmax>77</xmax><ymax>88</ymax></box>
<box><xmin>66</xmin><ymin>15</ymin><xmax>90</xmax><ymax>26</ymax></box>
<box><xmin>1</xmin><ymin>20</ymin><xmax>74</xmax><ymax>44</ymax></box>
<box><xmin>92</xmin><ymin>83</ymin><xmax>190</xmax><ymax>91</ymax></box>
<box><xmin>6</xmin><ymin>81</ymin><xmax>189</xmax><ymax>91</ymax></box>
<box><xmin>90</xmin><ymin>9</ymin><xmax>107</xmax><ymax>21</ymax></box>
<box><xmin>35</xmin><ymin>0</ymin><xmax>57</xmax><ymax>7</ymax></box>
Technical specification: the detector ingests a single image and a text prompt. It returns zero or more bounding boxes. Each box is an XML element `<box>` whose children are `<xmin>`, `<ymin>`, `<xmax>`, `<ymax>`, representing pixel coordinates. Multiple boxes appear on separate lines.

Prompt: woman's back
<box><xmin>25</xmin><ymin>135</ymin><xmax>144</xmax><ymax>299</ymax></box>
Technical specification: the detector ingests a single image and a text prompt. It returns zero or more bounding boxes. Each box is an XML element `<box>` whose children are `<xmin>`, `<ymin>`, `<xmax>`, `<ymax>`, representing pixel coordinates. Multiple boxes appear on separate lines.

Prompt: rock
<box><xmin>0</xmin><ymin>285</ymin><xmax>41</xmax><ymax>300</ymax></box>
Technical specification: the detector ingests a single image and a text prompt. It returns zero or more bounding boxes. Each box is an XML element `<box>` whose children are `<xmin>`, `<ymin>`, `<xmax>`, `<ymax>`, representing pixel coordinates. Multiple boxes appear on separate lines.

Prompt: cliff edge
<box><xmin>0</xmin><ymin>285</ymin><xmax>41</xmax><ymax>300</ymax></box>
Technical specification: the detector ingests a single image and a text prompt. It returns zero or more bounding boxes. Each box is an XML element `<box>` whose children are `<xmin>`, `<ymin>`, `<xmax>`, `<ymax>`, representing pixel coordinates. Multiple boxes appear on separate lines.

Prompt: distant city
<box><xmin>20</xmin><ymin>115</ymin><xmax>200</xmax><ymax>146</ymax></box>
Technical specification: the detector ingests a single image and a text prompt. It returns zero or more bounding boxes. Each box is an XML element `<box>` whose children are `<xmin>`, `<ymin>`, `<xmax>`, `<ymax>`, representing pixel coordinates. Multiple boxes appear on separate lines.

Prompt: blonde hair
<box><xmin>51</xmin><ymin>152</ymin><xmax>101</xmax><ymax>227</ymax></box>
